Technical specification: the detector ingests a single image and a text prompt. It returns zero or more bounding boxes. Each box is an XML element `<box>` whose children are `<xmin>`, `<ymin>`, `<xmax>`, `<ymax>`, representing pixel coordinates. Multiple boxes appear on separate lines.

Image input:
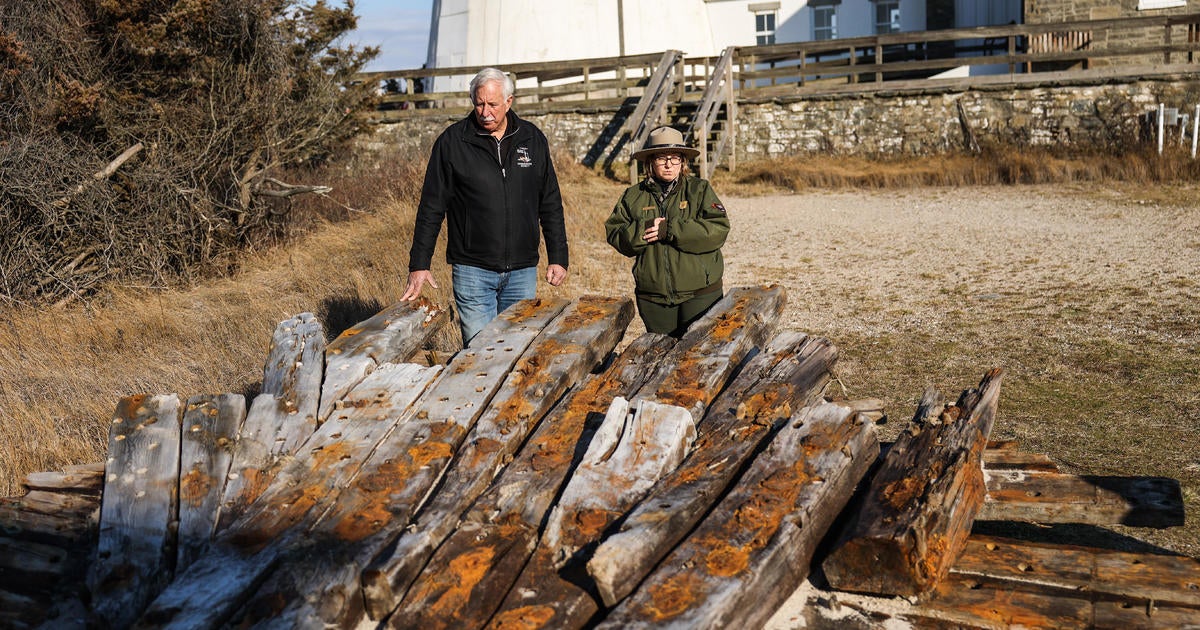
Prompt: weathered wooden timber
<box><xmin>587</xmin><ymin>331</ymin><xmax>838</xmax><ymax>607</ymax></box>
<box><xmin>478</xmin><ymin>286</ymin><xmax>787</xmax><ymax>630</ymax></box>
<box><xmin>978</xmin><ymin>469</ymin><xmax>1185</xmax><ymax>528</ymax></box>
<box><xmin>598</xmin><ymin>400</ymin><xmax>879</xmax><ymax>629</ymax></box>
<box><xmin>796</xmin><ymin>534</ymin><xmax>1200</xmax><ymax>628</ymax></box>
<box><xmin>247</xmin><ymin>296</ymin><xmax>633</xmax><ymax>628</ymax></box>
<box><xmin>88</xmin><ymin>394</ymin><xmax>184</xmax><ymax>630</ymax></box>
<box><xmin>821</xmin><ymin>369</ymin><xmax>1003</xmax><ymax>597</ymax></box>
<box><xmin>1</xmin><ymin>288</ymin><xmax>1197</xmax><ymax>630</ymax></box>
<box><xmin>142</xmin><ymin>298</ymin><xmax>562</xmax><ymax>628</ymax></box>
<box><xmin>318</xmin><ymin>297</ymin><xmax>450</xmax><ymax>422</ymax></box>
<box><xmin>176</xmin><ymin>393</ymin><xmax>244</xmax><ymax>571</ymax></box>
<box><xmin>213</xmin><ymin>312</ymin><xmax>326</xmax><ymax>532</ymax></box>
<box><xmin>361</xmin><ymin>332</ymin><xmax>676</xmax><ymax>624</ymax></box>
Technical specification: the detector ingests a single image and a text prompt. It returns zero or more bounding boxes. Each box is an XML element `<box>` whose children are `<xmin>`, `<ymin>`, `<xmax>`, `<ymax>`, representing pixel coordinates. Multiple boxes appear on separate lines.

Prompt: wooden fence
<box><xmin>2</xmin><ymin>287</ymin><xmax>1197</xmax><ymax>629</ymax></box>
<box><xmin>356</xmin><ymin>13</ymin><xmax>1200</xmax><ymax>177</ymax></box>
<box><xmin>358</xmin><ymin>12</ymin><xmax>1200</xmax><ymax>115</ymax></box>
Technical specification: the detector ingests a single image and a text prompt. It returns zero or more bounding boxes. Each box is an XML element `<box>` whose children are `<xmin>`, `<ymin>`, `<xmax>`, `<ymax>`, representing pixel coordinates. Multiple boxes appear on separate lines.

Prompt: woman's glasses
<box><xmin>653</xmin><ymin>155</ymin><xmax>683</xmax><ymax>165</ymax></box>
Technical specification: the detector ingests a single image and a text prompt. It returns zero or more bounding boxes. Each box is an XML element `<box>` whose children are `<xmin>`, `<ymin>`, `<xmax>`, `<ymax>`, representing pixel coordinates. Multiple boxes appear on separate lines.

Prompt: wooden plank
<box><xmin>355</xmin><ymin>296</ymin><xmax>633</xmax><ymax>621</ymax></box>
<box><xmin>480</xmin><ymin>399</ymin><xmax>697</xmax><ymax>630</ymax></box>
<box><xmin>318</xmin><ymin>297</ymin><xmax>449</xmax><ymax>422</ymax></box>
<box><xmin>137</xmin><ymin>362</ymin><xmax>441</xmax><ymax>629</ymax></box>
<box><xmin>822</xmin><ymin>369</ymin><xmax>1004</xmax><ymax>597</ymax></box>
<box><xmin>544</xmin><ymin>398</ymin><xmax>697</xmax><ymax>568</ymax></box>
<box><xmin>0</xmin><ymin>535</ymin><xmax>70</xmax><ymax>589</ymax></box>
<box><xmin>479</xmin><ymin>286</ymin><xmax>788</xmax><ymax>630</ymax></box>
<box><xmin>366</xmin><ymin>333</ymin><xmax>675</xmax><ymax>625</ymax></box>
<box><xmin>596</xmin><ymin>401</ymin><xmax>879</xmax><ymax>629</ymax></box>
<box><xmin>634</xmin><ymin>285</ymin><xmax>786</xmax><ymax>419</ymax></box>
<box><xmin>221</xmin><ymin>298</ymin><xmax>570</xmax><ymax>627</ymax></box>
<box><xmin>797</xmin><ymin>561</ymin><xmax>1200</xmax><ymax>630</ymax></box>
<box><xmin>87</xmin><ymin>394</ymin><xmax>183</xmax><ymax>630</ymax></box>
<box><xmin>293</xmin><ymin>296</ymin><xmax>632</xmax><ymax>627</ymax></box>
<box><xmin>951</xmin><ymin>535</ymin><xmax>1200</xmax><ymax>609</ymax></box>
<box><xmin>176</xmin><ymin>393</ymin><xmax>245</xmax><ymax>572</ymax></box>
<box><xmin>979</xmin><ymin>470</ymin><xmax>1185</xmax><ymax>528</ymax></box>
<box><xmin>982</xmin><ymin>448</ymin><xmax>1060</xmax><ymax>472</ymax></box>
<box><xmin>12</xmin><ymin>490</ymin><xmax>98</xmax><ymax>517</ymax></box>
<box><xmin>0</xmin><ymin>588</ymin><xmax>45</xmax><ymax>629</ymax></box>
<box><xmin>215</xmin><ymin>312</ymin><xmax>325</xmax><ymax>532</ymax></box>
<box><xmin>587</xmin><ymin>332</ymin><xmax>838</xmax><ymax>607</ymax></box>
<box><xmin>0</xmin><ymin>501</ymin><xmax>93</xmax><ymax>547</ymax></box>
<box><xmin>23</xmin><ymin>463</ymin><xmax>104</xmax><ymax>494</ymax></box>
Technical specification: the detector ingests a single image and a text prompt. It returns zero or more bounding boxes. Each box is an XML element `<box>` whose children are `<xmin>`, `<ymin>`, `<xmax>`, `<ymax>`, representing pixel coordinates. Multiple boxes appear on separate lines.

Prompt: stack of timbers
<box><xmin>0</xmin><ymin>285</ymin><xmax>1195</xmax><ymax>629</ymax></box>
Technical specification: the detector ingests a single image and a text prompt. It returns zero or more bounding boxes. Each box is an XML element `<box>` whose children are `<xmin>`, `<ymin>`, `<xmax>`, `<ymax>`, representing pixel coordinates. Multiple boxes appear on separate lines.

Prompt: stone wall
<box><xmin>1025</xmin><ymin>0</ymin><xmax>1200</xmax><ymax>68</ymax></box>
<box><xmin>1026</xmin><ymin>0</ymin><xmax>1198</xmax><ymax>23</ymax></box>
<box><xmin>364</xmin><ymin>74</ymin><xmax>1200</xmax><ymax>168</ymax></box>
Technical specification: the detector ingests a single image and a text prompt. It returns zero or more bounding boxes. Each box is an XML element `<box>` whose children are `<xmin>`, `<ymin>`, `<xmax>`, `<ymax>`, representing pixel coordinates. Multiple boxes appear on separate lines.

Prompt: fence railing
<box><xmin>357</xmin><ymin>12</ymin><xmax>1200</xmax><ymax>119</ymax></box>
<box><xmin>356</xmin><ymin>13</ymin><xmax>1200</xmax><ymax>173</ymax></box>
<box><xmin>687</xmin><ymin>46</ymin><xmax>737</xmax><ymax>179</ymax></box>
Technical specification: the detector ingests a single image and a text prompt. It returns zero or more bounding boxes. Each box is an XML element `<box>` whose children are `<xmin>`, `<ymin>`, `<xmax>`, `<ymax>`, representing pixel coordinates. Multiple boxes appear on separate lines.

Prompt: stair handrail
<box><xmin>687</xmin><ymin>46</ymin><xmax>738</xmax><ymax>179</ymax></box>
<box><xmin>615</xmin><ymin>50</ymin><xmax>684</xmax><ymax>182</ymax></box>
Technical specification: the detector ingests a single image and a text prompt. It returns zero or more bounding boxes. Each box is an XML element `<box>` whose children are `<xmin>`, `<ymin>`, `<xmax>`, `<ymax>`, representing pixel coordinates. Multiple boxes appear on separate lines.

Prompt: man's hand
<box><xmin>546</xmin><ymin>264</ymin><xmax>568</xmax><ymax>287</ymax></box>
<box><xmin>401</xmin><ymin>270</ymin><xmax>438</xmax><ymax>301</ymax></box>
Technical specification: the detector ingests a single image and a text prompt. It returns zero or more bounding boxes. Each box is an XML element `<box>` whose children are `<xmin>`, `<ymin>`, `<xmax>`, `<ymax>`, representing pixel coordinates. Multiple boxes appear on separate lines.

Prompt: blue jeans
<box><xmin>452</xmin><ymin>264</ymin><xmax>537</xmax><ymax>346</ymax></box>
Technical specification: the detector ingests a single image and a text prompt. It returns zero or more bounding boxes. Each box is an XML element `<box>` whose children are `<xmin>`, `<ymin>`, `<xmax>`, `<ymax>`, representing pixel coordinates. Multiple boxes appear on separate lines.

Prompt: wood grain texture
<box><xmin>597</xmin><ymin>401</ymin><xmax>879</xmax><ymax>629</ymax></box>
<box><xmin>176</xmin><ymin>393</ymin><xmax>245</xmax><ymax>572</ymax></box>
<box><xmin>354</xmin><ymin>296</ymin><xmax>632</xmax><ymax>623</ymax></box>
<box><xmin>370</xmin><ymin>333</ymin><xmax>675</xmax><ymax>626</ymax></box>
<box><xmin>87</xmin><ymin>394</ymin><xmax>183</xmax><ymax>630</ymax></box>
<box><xmin>979</xmin><ymin>470</ymin><xmax>1185</xmax><ymax>527</ymax></box>
<box><xmin>226</xmin><ymin>298</ymin><xmax>569</xmax><ymax>628</ymax></box>
<box><xmin>216</xmin><ymin>312</ymin><xmax>325</xmax><ymax>532</ymax></box>
<box><xmin>588</xmin><ymin>332</ymin><xmax>838</xmax><ymax>607</ymax></box>
<box><xmin>319</xmin><ymin>297</ymin><xmax>449</xmax><ymax>422</ymax></box>
<box><xmin>137</xmin><ymin>363</ymin><xmax>441</xmax><ymax>630</ymax></box>
<box><xmin>821</xmin><ymin>369</ymin><xmax>1003</xmax><ymax>597</ymax></box>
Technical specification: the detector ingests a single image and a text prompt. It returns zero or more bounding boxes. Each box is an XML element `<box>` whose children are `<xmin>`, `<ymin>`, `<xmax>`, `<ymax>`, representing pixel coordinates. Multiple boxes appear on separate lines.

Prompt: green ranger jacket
<box><xmin>605</xmin><ymin>173</ymin><xmax>730</xmax><ymax>305</ymax></box>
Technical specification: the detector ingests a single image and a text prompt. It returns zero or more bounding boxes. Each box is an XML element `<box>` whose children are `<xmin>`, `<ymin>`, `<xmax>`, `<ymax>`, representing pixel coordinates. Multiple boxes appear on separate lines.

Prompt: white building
<box><xmin>425</xmin><ymin>0</ymin><xmax>1022</xmax><ymax>88</ymax></box>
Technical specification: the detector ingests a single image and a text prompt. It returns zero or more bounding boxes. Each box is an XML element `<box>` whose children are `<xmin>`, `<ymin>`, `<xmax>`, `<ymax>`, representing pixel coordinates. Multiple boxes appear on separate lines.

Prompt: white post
<box><xmin>1192</xmin><ymin>104</ymin><xmax>1199</xmax><ymax>159</ymax></box>
<box><xmin>1158</xmin><ymin>103</ymin><xmax>1165</xmax><ymax>155</ymax></box>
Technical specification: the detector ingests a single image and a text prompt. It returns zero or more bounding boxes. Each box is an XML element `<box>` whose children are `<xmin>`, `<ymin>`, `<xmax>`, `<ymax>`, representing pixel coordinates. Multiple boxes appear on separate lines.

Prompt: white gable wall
<box><xmin>426</xmin><ymin>1</ymin><xmax>1013</xmax><ymax>91</ymax></box>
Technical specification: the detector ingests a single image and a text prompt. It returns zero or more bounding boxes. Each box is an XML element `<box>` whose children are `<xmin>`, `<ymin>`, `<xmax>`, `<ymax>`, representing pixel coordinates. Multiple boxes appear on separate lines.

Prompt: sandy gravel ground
<box><xmin>722</xmin><ymin>184</ymin><xmax>1198</xmax><ymax>342</ymax></box>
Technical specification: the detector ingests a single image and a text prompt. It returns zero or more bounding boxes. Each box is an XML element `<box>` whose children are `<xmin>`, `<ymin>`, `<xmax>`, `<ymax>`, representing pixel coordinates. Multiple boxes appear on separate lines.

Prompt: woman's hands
<box><xmin>642</xmin><ymin>217</ymin><xmax>666</xmax><ymax>243</ymax></box>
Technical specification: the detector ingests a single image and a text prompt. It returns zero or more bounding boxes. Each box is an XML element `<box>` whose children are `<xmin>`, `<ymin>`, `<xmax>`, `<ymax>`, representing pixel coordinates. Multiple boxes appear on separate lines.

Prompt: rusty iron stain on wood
<box><xmin>641</xmin><ymin>572</ymin><xmax>707</xmax><ymax>620</ymax></box>
<box><xmin>179</xmin><ymin>467</ymin><xmax>211</xmax><ymax>508</ymax></box>
<box><xmin>489</xmin><ymin>604</ymin><xmax>556</xmax><ymax>629</ymax></box>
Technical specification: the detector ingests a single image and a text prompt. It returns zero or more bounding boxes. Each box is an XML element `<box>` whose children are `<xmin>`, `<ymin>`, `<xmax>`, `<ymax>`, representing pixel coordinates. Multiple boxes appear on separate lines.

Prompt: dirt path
<box><xmin>722</xmin><ymin>183</ymin><xmax>1200</xmax><ymax>626</ymax></box>
<box><xmin>723</xmin><ymin>184</ymin><xmax>1198</xmax><ymax>341</ymax></box>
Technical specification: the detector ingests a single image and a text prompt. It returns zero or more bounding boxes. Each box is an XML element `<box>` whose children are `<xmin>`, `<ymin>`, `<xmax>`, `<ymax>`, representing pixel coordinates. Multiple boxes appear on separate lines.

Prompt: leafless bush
<box><xmin>0</xmin><ymin>0</ymin><xmax>378</xmax><ymax>304</ymax></box>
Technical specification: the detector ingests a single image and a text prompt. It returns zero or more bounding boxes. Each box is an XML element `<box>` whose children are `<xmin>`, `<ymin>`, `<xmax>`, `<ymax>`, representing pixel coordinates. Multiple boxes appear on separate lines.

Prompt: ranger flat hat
<box><xmin>632</xmin><ymin>126</ymin><xmax>700</xmax><ymax>161</ymax></box>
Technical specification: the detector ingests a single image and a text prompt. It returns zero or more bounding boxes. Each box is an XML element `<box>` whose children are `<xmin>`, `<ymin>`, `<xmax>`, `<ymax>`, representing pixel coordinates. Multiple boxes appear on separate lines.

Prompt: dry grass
<box><xmin>1</xmin><ymin>145</ymin><xmax>1196</xmax><ymax>558</ymax></box>
<box><xmin>711</xmin><ymin>144</ymin><xmax>1200</xmax><ymax>194</ymax></box>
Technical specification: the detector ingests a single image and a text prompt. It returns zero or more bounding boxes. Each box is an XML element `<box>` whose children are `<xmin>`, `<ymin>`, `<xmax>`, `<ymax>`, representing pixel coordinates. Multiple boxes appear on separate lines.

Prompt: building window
<box><xmin>755</xmin><ymin>11</ymin><xmax>777</xmax><ymax>46</ymax></box>
<box><xmin>874</xmin><ymin>1</ymin><xmax>900</xmax><ymax>34</ymax></box>
<box><xmin>813</xmin><ymin>5</ymin><xmax>837</xmax><ymax>41</ymax></box>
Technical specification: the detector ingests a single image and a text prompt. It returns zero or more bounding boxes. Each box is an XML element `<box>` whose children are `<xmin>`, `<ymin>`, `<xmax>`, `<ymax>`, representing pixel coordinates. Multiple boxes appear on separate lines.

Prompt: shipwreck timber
<box><xmin>1</xmin><ymin>286</ymin><xmax>1196</xmax><ymax>629</ymax></box>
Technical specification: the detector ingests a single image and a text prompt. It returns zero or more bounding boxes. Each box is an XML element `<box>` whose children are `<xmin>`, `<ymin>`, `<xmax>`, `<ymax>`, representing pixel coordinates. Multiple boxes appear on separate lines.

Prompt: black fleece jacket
<box><xmin>408</xmin><ymin>110</ymin><xmax>568</xmax><ymax>273</ymax></box>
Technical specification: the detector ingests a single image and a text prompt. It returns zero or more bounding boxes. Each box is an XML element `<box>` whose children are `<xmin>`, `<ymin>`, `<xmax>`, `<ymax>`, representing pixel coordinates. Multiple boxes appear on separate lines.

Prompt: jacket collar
<box><xmin>464</xmin><ymin>109</ymin><xmax>521</xmax><ymax>142</ymax></box>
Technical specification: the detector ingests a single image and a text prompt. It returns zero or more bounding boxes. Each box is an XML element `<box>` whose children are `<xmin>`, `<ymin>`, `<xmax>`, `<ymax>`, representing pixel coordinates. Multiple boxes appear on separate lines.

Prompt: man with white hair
<box><xmin>402</xmin><ymin>67</ymin><xmax>569</xmax><ymax>346</ymax></box>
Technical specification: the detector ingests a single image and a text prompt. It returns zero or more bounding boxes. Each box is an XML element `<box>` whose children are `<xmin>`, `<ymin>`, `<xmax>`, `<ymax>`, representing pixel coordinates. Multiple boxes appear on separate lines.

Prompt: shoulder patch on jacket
<box><xmin>712</xmin><ymin>203</ymin><xmax>726</xmax><ymax>214</ymax></box>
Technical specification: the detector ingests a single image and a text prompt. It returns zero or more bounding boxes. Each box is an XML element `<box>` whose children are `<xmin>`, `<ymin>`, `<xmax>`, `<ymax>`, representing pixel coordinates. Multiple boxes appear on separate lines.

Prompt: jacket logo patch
<box><xmin>679</xmin><ymin>200</ymin><xmax>688</xmax><ymax>210</ymax></box>
<box><xmin>712</xmin><ymin>203</ymin><xmax>726</xmax><ymax>214</ymax></box>
<box><xmin>516</xmin><ymin>146</ymin><xmax>533</xmax><ymax>168</ymax></box>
